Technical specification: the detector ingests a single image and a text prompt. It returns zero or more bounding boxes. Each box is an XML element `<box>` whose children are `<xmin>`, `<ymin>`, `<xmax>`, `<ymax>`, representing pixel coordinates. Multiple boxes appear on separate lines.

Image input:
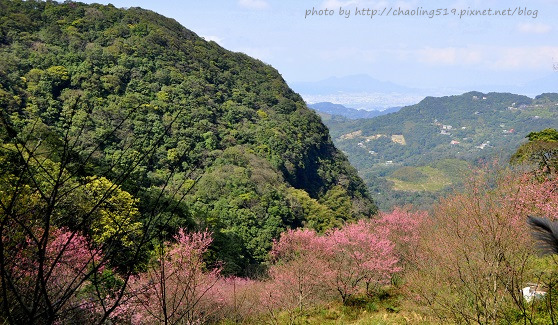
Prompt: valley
<box><xmin>1</xmin><ymin>1</ymin><xmax>558</xmax><ymax>324</ymax></box>
<box><xmin>316</xmin><ymin>92</ymin><xmax>558</xmax><ymax>209</ymax></box>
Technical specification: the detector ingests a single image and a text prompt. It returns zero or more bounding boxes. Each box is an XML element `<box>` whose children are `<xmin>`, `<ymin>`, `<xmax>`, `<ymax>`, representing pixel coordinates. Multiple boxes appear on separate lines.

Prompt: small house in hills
<box><xmin>522</xmin><ymin>283</ymin><xmax>547</xmax><ymax>302</ymax></box>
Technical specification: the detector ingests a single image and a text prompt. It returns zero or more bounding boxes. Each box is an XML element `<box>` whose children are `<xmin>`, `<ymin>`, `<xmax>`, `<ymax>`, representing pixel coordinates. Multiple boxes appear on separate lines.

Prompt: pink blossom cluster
<box><xmin>9</xmin><ymin>209</ymin><xmax>423</xmax><ymax>324</ymax></box>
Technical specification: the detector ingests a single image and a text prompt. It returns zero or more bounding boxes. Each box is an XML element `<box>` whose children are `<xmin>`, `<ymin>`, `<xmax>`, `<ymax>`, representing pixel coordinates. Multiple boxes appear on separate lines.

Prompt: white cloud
<box><xmin>413</xmin><ymin>46</ymin><xmax>558</xmax><ymax>71</ymax></box>
<box><xmin>419</xmin><ymin>47</ymin><xmax>457</xmax><ymax>64</ymax></box>
<box><xmin>417</xmin><ymin>47</ymin><xmax>483</xmax><ymax>65</ymax></box>
<box><xmin>238</xmin><ymin>0</ymin><xmax>269</xmax><ymax>10</ymax></box>
<box><xmin>517</xmin><ymin>23</ymin><xmax>552</xmax><ymax>34</ymax></box>
<box><xmin>201</xmin><ymin>35</ymin><xmax>223</xmax><ymax>44</ymax></box>
<box><xmin>320</xmin><ymin>0</ymin><xmax>392</xmax><ymax>9</ymax></box>
<box><xmin>450</xmin><ymin>0</ymin><xmax>500</xmax><ymax>9</ymax></box>
<box><xmin>319</xmin><ymin>0</ymin><xmax>419</xmax><ymax>10</ymax></box>
<box><xmin>492</xmin><ymin>46</ymin><xmax>558</xmax><ymax>70</ymax></box>
<box><xmin>321</xmin><ymin>0</ymin><xmax>358</xmax><ymax>8</ymax></box>
<box><xmin>394</xmin><ymin>0</ymin><xmax>419</xmax><ymax>10</ymax></box>
<box><xmin>233</xmin><ymin>46</ymin><xmax>274</xmax><ymax>62</ymax></box>
<box><xmin>315</xmin><ymin>48</ymin><xmax>378</xmax><ymax>63</ymax></box>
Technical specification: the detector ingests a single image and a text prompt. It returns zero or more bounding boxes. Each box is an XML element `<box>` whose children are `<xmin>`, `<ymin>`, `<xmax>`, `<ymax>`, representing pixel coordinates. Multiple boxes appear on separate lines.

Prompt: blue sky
<box><xmin>81</xmin><ymin>0</ymin><xmax>558</xmax><ymax>91</ymax></box>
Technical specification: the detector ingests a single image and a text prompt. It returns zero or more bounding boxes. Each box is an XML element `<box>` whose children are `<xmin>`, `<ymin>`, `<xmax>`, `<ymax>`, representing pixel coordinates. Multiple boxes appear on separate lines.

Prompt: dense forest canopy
<box><xmin>0</xmin><ymin>0</ymin><xmax>375</xmax><ymax>276</ymax></box>
<box><xmin>511</xmin><ymin>128</ymin><xmax>558</xmax><ymax>175</ymax></box>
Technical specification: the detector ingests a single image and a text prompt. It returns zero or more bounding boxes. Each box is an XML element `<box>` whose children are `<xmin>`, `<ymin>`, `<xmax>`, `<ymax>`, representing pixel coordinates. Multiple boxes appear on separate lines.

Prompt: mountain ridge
<box><xmin>308</xmin><ymin>102</ymin><xmax>401</xmax><ymax>119</ymax></box>
<box><xmin>0</xmin><ymin>0</ymin><xmax>376</xmax><ymax>273</ymax></box>
<box><xmin>322</xmin><ymin>91</ymin><xmax>558</xmax><ymax>209</ymax></box>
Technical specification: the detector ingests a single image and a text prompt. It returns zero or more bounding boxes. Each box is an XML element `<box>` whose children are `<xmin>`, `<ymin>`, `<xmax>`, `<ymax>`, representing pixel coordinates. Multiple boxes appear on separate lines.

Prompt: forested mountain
<box><xmin>323</xmin><ymin>91</ymin><xmax>558</xmax><ymax>209</ymax></box>
<box><xmin>0</xmin><ymin>0</ymin><xmax>375</xmax><ymax>277</ymax></box>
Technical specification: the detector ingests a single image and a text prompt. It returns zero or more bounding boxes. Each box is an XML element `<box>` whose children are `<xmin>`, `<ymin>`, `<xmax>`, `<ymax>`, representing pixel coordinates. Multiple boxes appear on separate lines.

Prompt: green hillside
<box><xmin>323</xmin><ymin>91</ymin><xmax>558</xmax><ymax>209</ymax></box>
<box><xmin>0</xmin><ymin>0</ymin><xmax>375</xmax><ymax>274</ymax></box>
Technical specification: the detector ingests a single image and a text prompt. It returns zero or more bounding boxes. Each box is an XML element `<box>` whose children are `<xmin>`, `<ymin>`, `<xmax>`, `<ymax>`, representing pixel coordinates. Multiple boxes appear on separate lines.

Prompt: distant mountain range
<box><xmin>321</xmin><ymin>91</ymin><xmax>558</xmax><ymax>210</ymax></box>
<box><xmin>308</xmin><ymin>102</ymin><xmax>401</xmax><ymax>119</ymax></box>
<box><xmin>517</xmin><ymin>73</ymin><xmax>558</xmax><ymax>96</ymax></box>
<box><xmin>291</xmin><ymin>75</ymin><xmax>424</xmax><ymax>109</ymax></box>
<box><xmin>292</xmin><ymin>73</ymin><xmax>558</xmax><ymax>97</ymax></box>
<box><xmin>290</xmin><ymin>73</ymin><xmax>558</xmax><ymax>110</ymax></box>
<box><xmin>291</xmin><ymin>74</ymin><xmax>417</xmax><ymax>95</ymax></box>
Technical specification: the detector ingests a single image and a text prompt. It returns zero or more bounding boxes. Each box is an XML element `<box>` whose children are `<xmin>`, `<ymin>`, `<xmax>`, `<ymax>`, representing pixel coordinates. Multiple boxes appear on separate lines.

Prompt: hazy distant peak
<box><xmin>291</xmin><ymin>74</ymin><xmax>416</xmax><ymax>95</ymax></box>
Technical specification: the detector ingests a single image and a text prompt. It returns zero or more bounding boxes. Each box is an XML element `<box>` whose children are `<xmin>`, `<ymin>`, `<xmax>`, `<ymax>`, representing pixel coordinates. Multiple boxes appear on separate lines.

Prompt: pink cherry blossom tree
<box><xmin>263</xmin><ymin>229</ymin><xmax>333</xmax><ymax>323</ymax></box>
<box><xmin>376</xmin><ymin>207</ymin><xmax>428</xmax><ymax>270</ymax></box>
<box><xmin>121</xmin><ymin>229</ymin><xmax>221</xmax><ymax>324</ymax></box>
<box><xmin>325</xmin><ymin>220</ymin><xmax>400</xmax><ymax>302</ymax></box>
<box><xmin>5</xmin><ymin>227</ymin><xmax>106</xmax><ymax>323</ymax></box>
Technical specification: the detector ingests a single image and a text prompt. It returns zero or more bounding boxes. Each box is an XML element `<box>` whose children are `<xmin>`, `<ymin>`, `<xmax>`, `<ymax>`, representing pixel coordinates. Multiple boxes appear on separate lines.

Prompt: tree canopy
<box><xmin>0</xmin><ymin>0</ymin><xmax>376</xmax><ymax>277</ymax></box>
